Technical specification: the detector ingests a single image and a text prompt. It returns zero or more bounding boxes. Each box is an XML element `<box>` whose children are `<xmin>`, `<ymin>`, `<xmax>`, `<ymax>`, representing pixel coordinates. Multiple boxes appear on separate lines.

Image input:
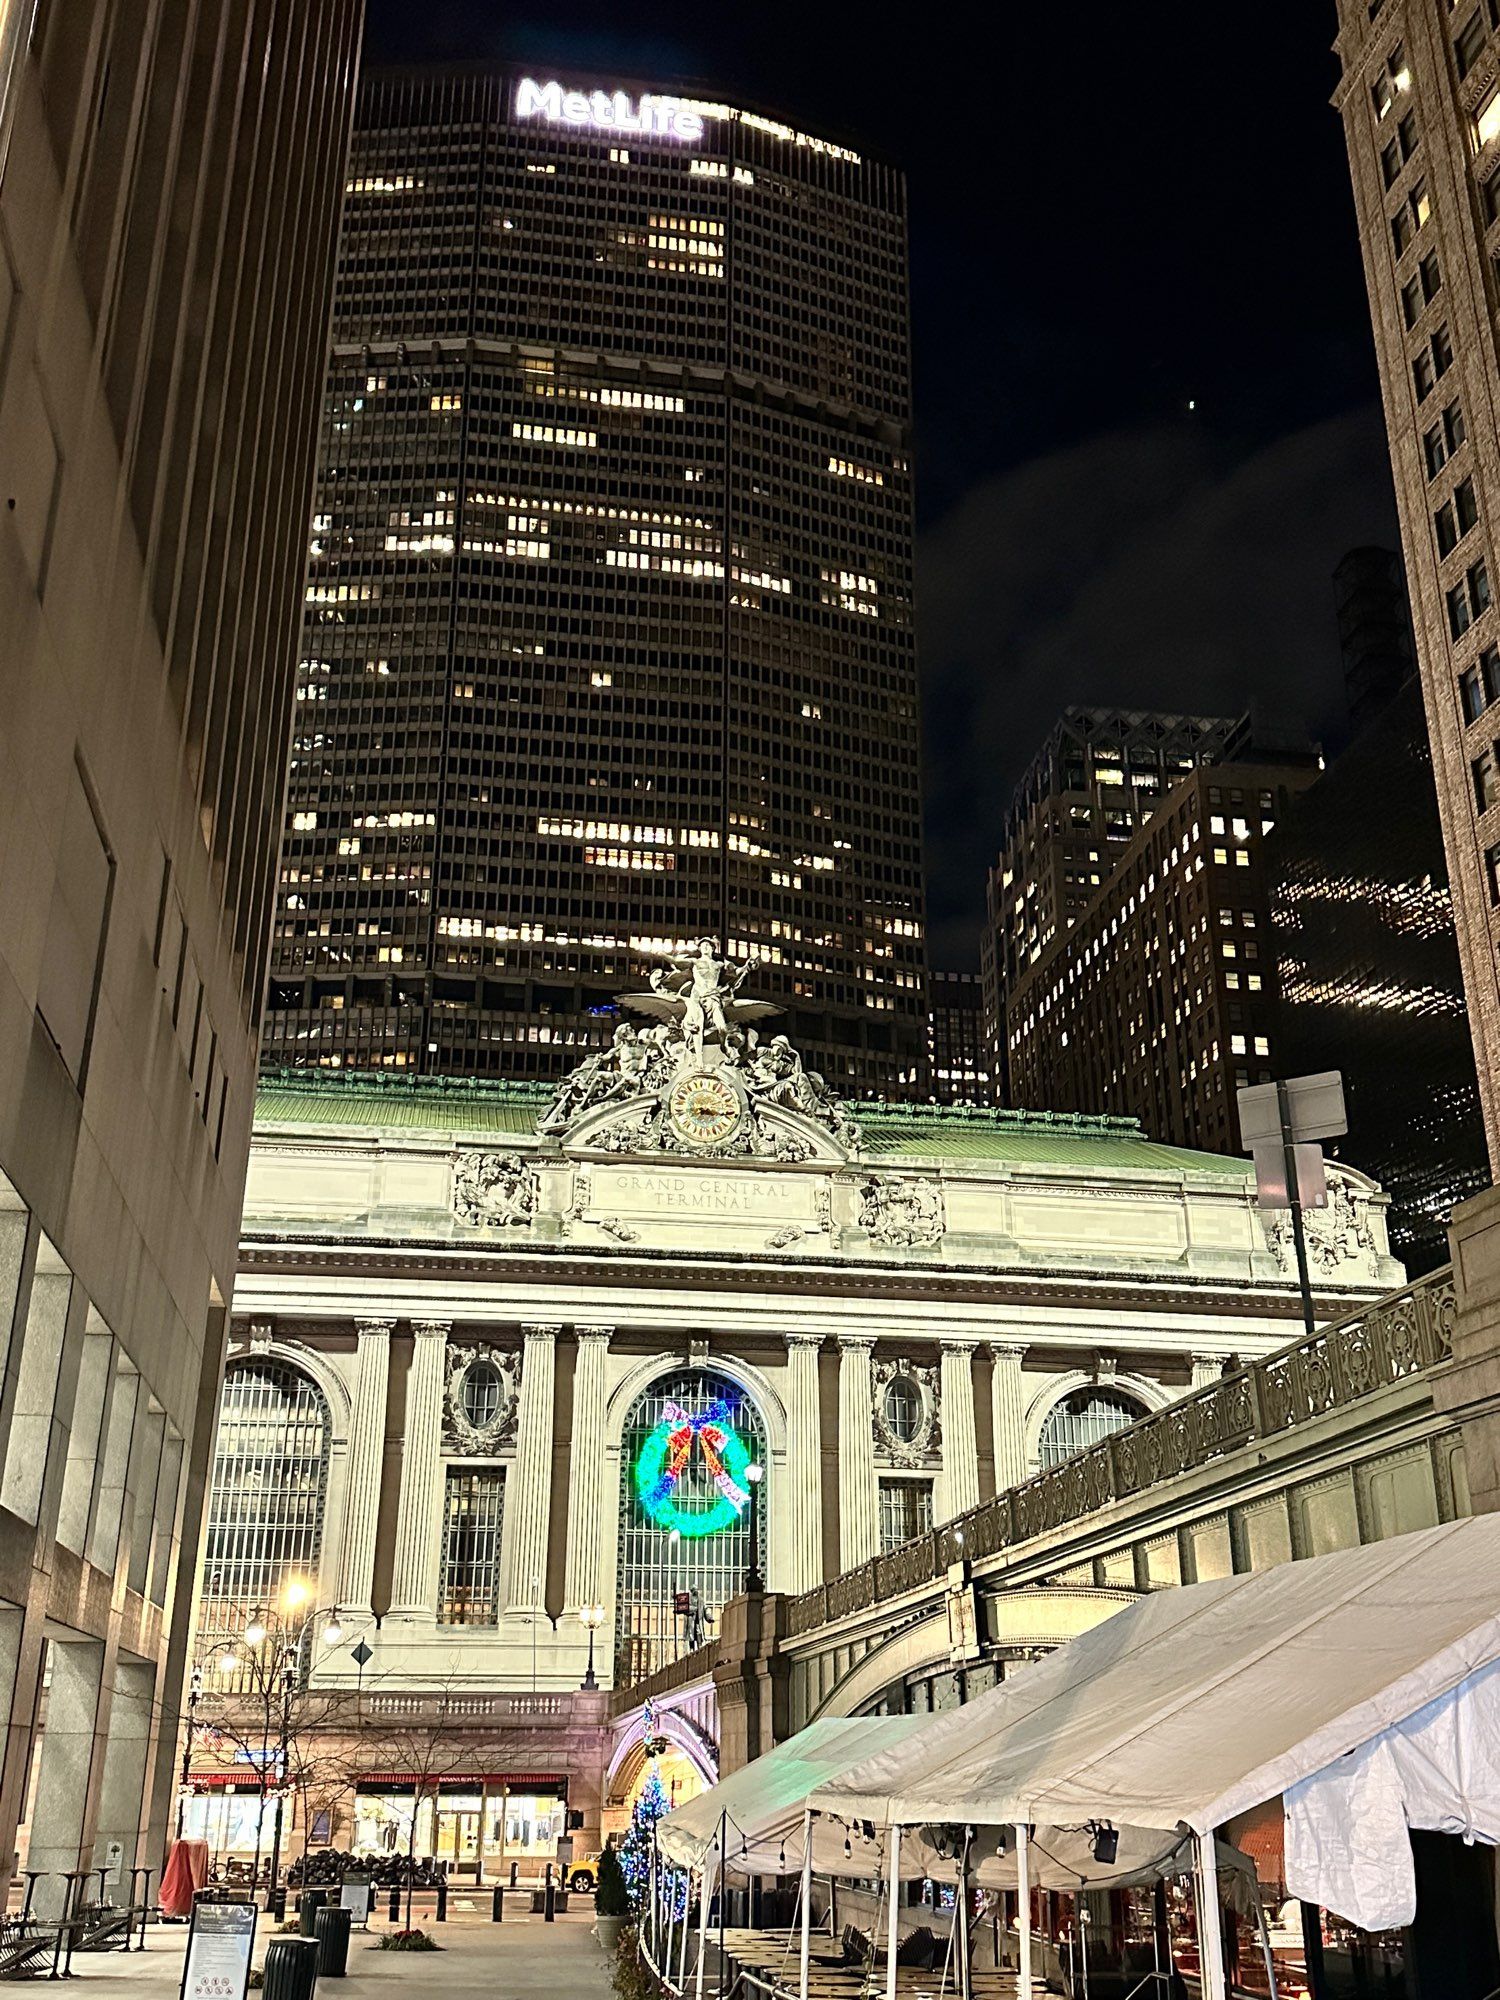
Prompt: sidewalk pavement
<box><xmin>55</xmin><ymin>1905</ymin><xmax>619</xmax><ymax>1997</ymax></box>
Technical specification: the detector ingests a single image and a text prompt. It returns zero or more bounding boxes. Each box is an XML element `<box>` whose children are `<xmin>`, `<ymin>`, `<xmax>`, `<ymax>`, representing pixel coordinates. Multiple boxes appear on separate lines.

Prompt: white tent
<box><xmin>656</xmin><ymin>1714</ymin><xmax>929</xmax><ymax>1875</ymax></box>
<box><xmin>809</xmin><ymin>1515</ymin><xmax>1500</xmax><ymax>1943</ymax></box>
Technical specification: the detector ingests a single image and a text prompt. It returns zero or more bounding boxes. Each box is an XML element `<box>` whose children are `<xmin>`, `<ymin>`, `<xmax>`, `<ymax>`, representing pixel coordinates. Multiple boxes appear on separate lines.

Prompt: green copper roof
<box><xmin>254</xmin><ymin>1070</ymin><xmax>1251</xmax><ymax>1179</ymax></box>
<box><xmin>255</xmin><ymin>1070</ymin><xmax>549</xmax><ymax>1136</ymax></box>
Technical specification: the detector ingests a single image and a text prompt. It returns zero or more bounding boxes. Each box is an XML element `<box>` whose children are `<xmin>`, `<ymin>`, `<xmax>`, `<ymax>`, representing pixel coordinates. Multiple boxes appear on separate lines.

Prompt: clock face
<box><xmin>668</xmin><ymin>1070</ymin><xmax>743</xmax><ymax>1148</ymax></box>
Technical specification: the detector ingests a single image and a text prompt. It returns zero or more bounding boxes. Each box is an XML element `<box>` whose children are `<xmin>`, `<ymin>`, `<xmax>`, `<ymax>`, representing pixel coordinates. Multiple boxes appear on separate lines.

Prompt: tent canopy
<box><xmin>808</xmin><ymin>1517</ymin><xmax>1500</xmax><ymax>1928</ymax></box>
<box><xmin>656</xmin><ymin>1715</ymin><xmax>927</xmax><ymax>1874</ymax></box>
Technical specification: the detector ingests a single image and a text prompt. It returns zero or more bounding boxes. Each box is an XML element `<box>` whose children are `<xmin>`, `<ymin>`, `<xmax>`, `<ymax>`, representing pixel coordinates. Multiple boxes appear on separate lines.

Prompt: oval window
<box><xmin>883</xmin><ymin>1374</ymin><xmax>924</xmax><ymax>1443</ymax></box>
<box><xmin>462</xmin><ymin>1359</ymin><xmax>504</xmax><ymax>1431</ymax></box>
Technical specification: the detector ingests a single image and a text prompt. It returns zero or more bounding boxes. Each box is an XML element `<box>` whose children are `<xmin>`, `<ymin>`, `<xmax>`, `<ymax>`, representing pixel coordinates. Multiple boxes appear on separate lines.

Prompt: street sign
<box><xmin>103</xmin><ymin>1838</ymin><xmax>124</xmax><ymax>1888</ymax></box>
<box><xmin>351</xmin><ymin>1639</ymin><xmax>373</xmax><ymax>1668</ymax></box>
<box><xmin>1251</xmin><ymin>1141</ymin><xmax>1328</xmax><ymax>1211</ymax></box>
<box><xmin>672</xmin><ymin>1591</ymin><xmax>691</xmax><ymax>1615</ymax></box>
<box><xmin>1237</xmin><ymin>1071</ymin><xmax>1347</xmax><ymax>1149</ymax></box>
<box><xmin>181</xmin><ymin>1895</ymin><xmax>256</xmax><ymax>2000</ymax></box>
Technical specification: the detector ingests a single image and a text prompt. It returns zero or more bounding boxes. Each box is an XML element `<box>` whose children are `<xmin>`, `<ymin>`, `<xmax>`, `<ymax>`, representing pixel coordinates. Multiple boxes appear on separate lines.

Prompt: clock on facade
<box><xmin>666</xmin><ymin>1069</ymin><xmax>743</xmax><ymax>1148</ymax></box>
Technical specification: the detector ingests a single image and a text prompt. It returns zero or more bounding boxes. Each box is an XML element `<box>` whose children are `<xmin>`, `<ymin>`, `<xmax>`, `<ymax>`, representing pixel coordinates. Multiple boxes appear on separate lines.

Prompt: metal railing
<box><xmin>786</xmin><ymin>1266</ymin><xmax>1454</xmax><ymax>1638</ymax></box>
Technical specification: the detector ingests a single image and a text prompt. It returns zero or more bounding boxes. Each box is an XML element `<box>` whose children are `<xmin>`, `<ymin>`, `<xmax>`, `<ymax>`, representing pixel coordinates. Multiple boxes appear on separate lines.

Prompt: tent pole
<box><xmin>798</xmin><ymin>1807</ymin><xmax>813</xmax><ymax>2000</ymax></box>
<box><xmin>680</xmin><ymin>1864</ymin><xmax>696</xmax><ymax>1992</ymax></box>
<box><xmin>1193</xmin><ymin>1831</ymin><xmax>1228</xmax><ymax>2000</ymax></box>
<box><xmin>957</xmin><ymin>1828</ymin><xmax>973</xmax><ymax>2000</ymax></box>
<box><xmin>1015</xmin><ymin>1824</ymin><xmax>1033</xmax><ymax>2000</ymax></box>
<box><xmin>694</xmin><ymin>1842</ymin><xmax>715</xmax><ymax>2000</ymax></box>
<box><xmin>648</xmin><ymin>1840</ymin><xmax>658</xmax><ymax>1966</ymax></box>
<box><xmin>1252</xmin><ymin>1881</ymin><xmax>1281</xmax><ymax>2000</ymax></box>
<box><xmin>885</xmin><ymin>1825</ymin><xmax>903</xmax><ymax>2000</ymax></box>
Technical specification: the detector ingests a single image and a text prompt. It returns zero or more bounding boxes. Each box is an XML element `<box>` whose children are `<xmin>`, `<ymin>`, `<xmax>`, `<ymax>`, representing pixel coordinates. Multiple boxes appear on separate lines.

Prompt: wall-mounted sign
<box><xmin>516</xmin><ymin>78</ymin><xmax>707</xmax><ymax>143</ymax></box>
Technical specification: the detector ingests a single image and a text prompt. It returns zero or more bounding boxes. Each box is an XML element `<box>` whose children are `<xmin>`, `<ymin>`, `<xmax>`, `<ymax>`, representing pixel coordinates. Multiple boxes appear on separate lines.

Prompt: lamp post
<box><xmin>579</xmin><ymin>1603</ymin><xmax>606</xmax><ymax>1690</ymax></box>
<box><xmin>744</xmin><ymin>1462</ymin><xmax>764</xmax><ymax>1592</ymax></box>
<box><xmin>237</xmin><ymin>1587</ymin><xmax>349</xmax><ymax>1912</ymax></box>
<box><xmin>177</xmin><ymin>1642</ymin><xmax>251</xmax><ymax>1841</ymax></box>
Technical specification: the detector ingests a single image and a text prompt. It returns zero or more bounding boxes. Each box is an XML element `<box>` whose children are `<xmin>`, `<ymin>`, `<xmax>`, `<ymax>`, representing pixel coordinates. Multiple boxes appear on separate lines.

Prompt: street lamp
<box><xmin>579</xmin><ymin>1603</ymin><xmax>606</xmax><ymax>1690</ymax></box>
<box><xmin>235</xmin><ymin>1592</ymin><xmax>349</xmax><ymax>1911</ymax></box>
<box><xmin>744</xmin><ymin>1462</ymin><xmax>764</xmax><ymax>1592</ymax></box>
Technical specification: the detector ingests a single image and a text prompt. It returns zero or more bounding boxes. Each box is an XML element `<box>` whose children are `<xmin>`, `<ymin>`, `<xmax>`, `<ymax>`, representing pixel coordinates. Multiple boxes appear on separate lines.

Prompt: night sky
<box><xmin>364</xmin><ymin>0</ymin><xmax>1402</xmax><ymax>968</ymax></box>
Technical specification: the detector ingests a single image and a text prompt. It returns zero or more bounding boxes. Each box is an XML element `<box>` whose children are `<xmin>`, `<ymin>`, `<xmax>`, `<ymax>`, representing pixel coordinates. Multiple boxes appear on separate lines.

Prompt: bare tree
<box><xmin>345</xmin><ymin>1677</ymin><xmax>474</xmax><ymax>1930</ymax></box>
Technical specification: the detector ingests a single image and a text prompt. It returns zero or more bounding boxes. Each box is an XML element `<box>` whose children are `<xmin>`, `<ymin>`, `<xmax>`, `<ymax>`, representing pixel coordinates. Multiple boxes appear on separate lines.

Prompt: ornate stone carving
<box><xmin>872</xmin><ymin>1357</ymin><xmax>941</xmax><ymax>1466</ymax></box>
<box><xmin>443</xmin><ymin>1341</ymin><xmax>520</xmax><ymax>1454</ymax></box>
<box><xmin>534</xmin><ymin>942</ymin><xmax>861</xmax><ymax>1159</ymax></box>
<box><xmin>451</xmin><ymin>1151</ymin><xmax>539</xmax><ymax>1228</ymax></box>
<box><xmin>858</xmin><ymin>1175</ymin><xmax>945</xmax><ymax>1249</ymax></box>
<box><xmin>1261</xmin><ymin>1168</ymin><xmax>1378</xmax><ymax>1276</ymax></box>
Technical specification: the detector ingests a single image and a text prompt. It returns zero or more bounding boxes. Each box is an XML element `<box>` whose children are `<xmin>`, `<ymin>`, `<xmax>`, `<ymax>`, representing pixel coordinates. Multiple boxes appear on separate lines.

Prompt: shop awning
<box><xmin>809</xmin><ymin>1516</ymin><xmax>1500</xmax><ymax>1928</ymax></box>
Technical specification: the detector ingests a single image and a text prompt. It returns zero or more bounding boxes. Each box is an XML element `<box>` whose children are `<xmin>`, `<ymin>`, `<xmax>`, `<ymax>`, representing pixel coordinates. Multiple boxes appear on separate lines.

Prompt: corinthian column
<box><xmin>938</xmin><ymin>1340</ymin><xmax>980</xmax><ymax>1526</ymax></box>
<box><xmin>837</xmin><ymin>1335</ymin><xmax>879</xmax><ymax>1571</ymax></box>
<box><xmin>388</xmin><ymin>1320</ymin><xmax>449</xmax><ymax>1619</ymax></box>
<box><xmin>502</xmin><ymin>1325</ymin><xmax>560</xmax><ymax>1616</ymax></box>
<box><xmin>989</xmin><ymin>1340</ymin><xmax>1028</xmax><ymax>1492</ymax></box>
<box><xmin>784</xmin><ymin>1332</ymin><xmax>824</xmax><ymax>1591</ymax></box>
<box><xmin>338</xmin><ymin>1318</ymin><xmax>392</xmax><ymax>1614</ymax></box>
<box><xmin>563</xmin><ymin>1326</ymin><xmax>613</xmax><ymax>1614</ymax></box>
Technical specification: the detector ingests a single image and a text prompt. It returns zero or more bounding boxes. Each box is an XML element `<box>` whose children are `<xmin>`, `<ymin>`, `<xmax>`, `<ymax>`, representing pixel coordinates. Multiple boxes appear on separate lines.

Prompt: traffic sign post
<box><xmin>1238</xmin><ymin>1072</ymin><xmax>1347</xmax><ymax>1337</ymax></box>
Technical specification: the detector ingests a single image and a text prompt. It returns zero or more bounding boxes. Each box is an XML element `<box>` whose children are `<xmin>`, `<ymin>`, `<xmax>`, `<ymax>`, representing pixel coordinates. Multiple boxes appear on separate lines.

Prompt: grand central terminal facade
<box><xmin>183</xmin><ymin>949</ymin><xmax>1402</xmax><ymax>1876</ymax></box>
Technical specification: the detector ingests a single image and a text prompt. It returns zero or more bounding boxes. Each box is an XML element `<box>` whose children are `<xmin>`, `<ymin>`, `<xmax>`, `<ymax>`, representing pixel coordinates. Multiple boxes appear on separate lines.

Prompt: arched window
<box><xmin>616</xmin><ymin>1368</ymin><xmax>767</xmax><ymax>1687</ymax></box>
<box><xmin>1037</xmin><ymin>1386</ymin><xmax>1146</xmax><ymax>1469</ymax></box>
<box><xmin>198</xmin><ymin>1359</ymin><xmax>331</xmax><ymax>1654</ymax></box>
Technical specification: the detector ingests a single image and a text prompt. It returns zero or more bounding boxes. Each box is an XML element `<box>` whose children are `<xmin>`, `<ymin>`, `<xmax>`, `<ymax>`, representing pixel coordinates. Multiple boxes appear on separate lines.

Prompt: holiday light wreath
<box><xmin>633</xmin><ymin>1396</ymin><xmax>754</xmax><ymax>1538</ymax></box>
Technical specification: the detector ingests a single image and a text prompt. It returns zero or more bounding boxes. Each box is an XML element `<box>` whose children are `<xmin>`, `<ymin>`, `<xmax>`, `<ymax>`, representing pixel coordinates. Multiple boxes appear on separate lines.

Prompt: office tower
<box><xmin>1006</xmin><ymin>753</ymin><xmax>1321</xmax><ymax>1153</ymax></box>
<box><xmin>1333</xmin><ymin>0</ymin><xmax>1500</xmax><ymax>1170</ymax></box>
<box><xmin>0</xmin><ymin>0</ymin><xmax>358</xmax><ymax>1893</ymax></box>
<box><xmin>980</xmin><ymin>710</ymin><xmax>1243</xmax><ymax>1093</ymax></box>
<box><xmin>927</xmin><ymin>970</ymin><xmax>994</xmax><ymax>1104</ymax></box>
<box><xmin>1269</xmin><ymin>551</ymin><xmax>1488</xmax><ymax>1270</ymax></box>
<box><xmin>265</xmin><ymin>66</ymin><xmax>928</xmax><ymax>1096</ymax></box>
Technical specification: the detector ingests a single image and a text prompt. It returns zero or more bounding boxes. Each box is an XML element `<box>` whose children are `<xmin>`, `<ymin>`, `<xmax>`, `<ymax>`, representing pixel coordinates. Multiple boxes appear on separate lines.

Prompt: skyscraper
<box><xmin>1268</xmin><ymin>551</ymin><xmax>1488</xmax><ymax>1270</ymax></box>
<box><xmin>1005</xmin><ymin>753</ymin><xmax>1321</xmax><ymax>1153</ymax></box>
<box><xmin>980</xmin><ymin>709</ymin><xmax>1244</xmax><ymax>1093</ymax></box>
<box><xmin>1333</xmin><ymin>0</ymin><xmax>1500</xmax><ymax>1171</ymax></box>
<box><xmin>266</xmin><ymin>66</ymin><xmax>928</xmax><ymax>1096</ymax></box>
<box><xmin>0</xmin><ymin>0</ymin><xmax>358</xmax><ymax>1892</ymax></box>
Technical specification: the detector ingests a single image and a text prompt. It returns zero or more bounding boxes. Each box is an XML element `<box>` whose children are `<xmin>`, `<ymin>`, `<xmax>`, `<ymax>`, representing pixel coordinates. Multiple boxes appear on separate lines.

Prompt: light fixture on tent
<box><xmin>778</xmin><ymin>1842</ymin><xmax>786</xmax><ymax>1869</ymax></box>
<box><xmin>844</xmin><ymin>1833</ymin><xmax>852</xmax><ymax>1859</ymax></box>
<box><xmin>1087</xmin><ymin>1821</ymin><xmax>1119</xmax><ymax>1866</ymax></box>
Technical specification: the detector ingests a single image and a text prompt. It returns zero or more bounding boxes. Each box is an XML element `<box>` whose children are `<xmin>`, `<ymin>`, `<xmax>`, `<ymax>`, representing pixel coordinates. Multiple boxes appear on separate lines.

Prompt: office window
<box><xmin>1402</xmin><ymin>274</ymin><xmax>1424</xmax><ymax>328</ymax></box>
<box><xmin>1415</xmin><ymin>349</ymin><xmax>1436</xmax><ymax>401</ymax></box>
<box><xmin>1437</xmin><ymin>499</ymin><xmax>1459</xmax><ymax>556</ymax></box>
<box><xmin>1462</xmin><ymin>663</ymin><xmax>1486</xmax><ymax>722</ymax></box>
<box><xmin>1458</xmin><ymin>477</ymin><xmax>1479</xmax><ymax>535</ymax></box>
<box><xmin>1473</xmin><ymin>748</ymin><xmax>1499</xmax><ymax>812</ymax></box>
<box><xmin>1457</xmin><ymin>12</ymin><xmax>1488</xmax><ymax>78</ymax></box>
<box><xmin>1450</xmin><ymin>578</ymin><xmax>1474</xmax><ymax>637</ymax></box>
<box><xmin>1477</xmin><ymin>83</ymin><xmax>1500</xmax><ymax>150</ymax></box>
<box><xmin>1383</xmin><ymin>135</ymin><xmax>1403</xmax><ymax>186</ymax></box>
<box><xmin>1426</xmin><ymin>421</ymin><xmax>1450</xmax><ymax>479</ymax></box>
<box><xmin>1421</xmin><ymin>251</ymin><xmax>1442</xmax><ymax>303</ymax></box>
<box><xmin>1433</xmin><ymin>323</ymin><xmax>1455</xmax><ymax>378</ymax></box>
<box><xmin>1488</xmin><ymin>840</ymin><xmax>1500</xmax><ymax>903</ymax></box>
<box><xmin>1473</xmin><ymin>559</ymin><xmax>1493</xmax><ymax>619</ymax></box>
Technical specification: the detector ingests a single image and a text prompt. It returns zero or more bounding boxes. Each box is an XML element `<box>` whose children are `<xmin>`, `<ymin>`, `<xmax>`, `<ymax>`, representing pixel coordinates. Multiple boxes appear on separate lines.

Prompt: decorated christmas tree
<box><xmin>619</xmin><ymin>1762</ymin><xmax>670</xmax><ymax>1910</ymax></box>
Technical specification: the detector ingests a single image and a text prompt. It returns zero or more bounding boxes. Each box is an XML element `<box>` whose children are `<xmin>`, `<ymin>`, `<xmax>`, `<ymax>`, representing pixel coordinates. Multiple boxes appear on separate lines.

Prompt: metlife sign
<box><xmin>515</xmin><ymin>77</ymin><xmax>708</xmax><ymax>143</ymax></box>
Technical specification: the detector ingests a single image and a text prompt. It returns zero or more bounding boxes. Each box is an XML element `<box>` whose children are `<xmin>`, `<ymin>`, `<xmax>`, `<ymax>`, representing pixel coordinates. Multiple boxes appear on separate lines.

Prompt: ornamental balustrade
<box><xmin>785</xmin><ymin>1267</ymin><xmax>1455</xmax><ymax>1639</ymax></box>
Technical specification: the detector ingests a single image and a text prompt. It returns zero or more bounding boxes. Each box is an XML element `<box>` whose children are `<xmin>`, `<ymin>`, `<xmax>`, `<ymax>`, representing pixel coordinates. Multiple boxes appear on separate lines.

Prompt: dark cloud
<box><xmin>919</xmin><ymin>407</ymin><xmax>1402</xmax><ymax>969</ymax></box>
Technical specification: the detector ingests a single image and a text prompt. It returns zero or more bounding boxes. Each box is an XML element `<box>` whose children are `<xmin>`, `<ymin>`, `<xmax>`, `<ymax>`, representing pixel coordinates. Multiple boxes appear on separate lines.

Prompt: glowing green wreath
<box><xmin>633</xmin><ymin>1397</ymin><xmax>754</xmax><ymax>1539</ymax></box>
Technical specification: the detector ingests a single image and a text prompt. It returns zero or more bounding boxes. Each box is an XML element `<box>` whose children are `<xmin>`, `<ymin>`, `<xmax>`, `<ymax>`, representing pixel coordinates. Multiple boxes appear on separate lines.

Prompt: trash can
<box><xmin>314</xmin><ymin>1904</ymin><xmax>353</xmax><ymax>1978</ymax></box>
<box><xmin>298</xmin><ymin>1889</ymin><xmax>330</xmax><ymax>1936</ymax></box>
<box><xmin>262</xmin><ymin>1935</ymin><xmax>320</xmax><ymax>2000</ymax></box>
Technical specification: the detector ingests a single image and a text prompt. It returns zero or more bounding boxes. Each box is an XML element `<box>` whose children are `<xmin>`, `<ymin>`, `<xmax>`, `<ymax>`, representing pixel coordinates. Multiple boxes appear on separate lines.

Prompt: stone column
<box><xmin>563</xmin><ymin>1326</ymin><xmax>613</xmax><ymax>1614</ymax></box>
<box><xmin>784</xmin><ymin>1332</ymin><xmax>824</xmax><ymax>1592</ymax></box>
<box><xmin>989</xmin><ymin>1341</ymin><xmax>1028</xmax><ymax>1492</ymax></box>
<box><xmin>338</xmin><ymin>1319</ymin><xmax>393</xmax><ymax>1614</ymax></box>
<box><xmin>1191</xmin><ymin>1352</ymin><xmax>1226</xmax><ymax>1393</ymax></box>
<box><xmin>938</xmin><ymin>1340</ymin><xmax>980</xmax><ymax>1526</ymax></box>
<box><xmin>836</xmin><ymin>1336</ymin><xmax>879</xmax><ymax>1571</ymax></box>
<box><xmin>503</xmin><ymin>1325</ymin><xmax>560</xmax><ymax>1616</ymax></box>
<box><xmin>388</xmin><ymin>1320</ymin><xmax>450</xmax><ymax>1620</ymax></box>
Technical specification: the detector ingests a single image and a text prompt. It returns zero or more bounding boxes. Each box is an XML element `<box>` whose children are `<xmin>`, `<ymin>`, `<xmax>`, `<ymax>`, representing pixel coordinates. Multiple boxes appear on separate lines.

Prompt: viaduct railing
<box><xmin>785</xmin><ymin>1265</ymin><xmax>1455</xmax><ymax>1639</ymax></box>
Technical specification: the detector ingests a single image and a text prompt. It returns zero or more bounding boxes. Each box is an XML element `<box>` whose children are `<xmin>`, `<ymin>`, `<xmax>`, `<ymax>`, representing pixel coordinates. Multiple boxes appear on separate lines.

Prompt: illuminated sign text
<box><xmin>516</xmin><ymin>77</ymin><xmax>706</xmax><ymax>143</ymax></box>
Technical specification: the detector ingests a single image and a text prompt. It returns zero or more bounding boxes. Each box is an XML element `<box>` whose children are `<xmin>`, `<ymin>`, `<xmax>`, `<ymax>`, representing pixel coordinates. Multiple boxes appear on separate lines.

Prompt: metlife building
<box><xmin>268</xmin><ymin>66</ymin><xmax>928</xmax><ymax>1096</ymax></box>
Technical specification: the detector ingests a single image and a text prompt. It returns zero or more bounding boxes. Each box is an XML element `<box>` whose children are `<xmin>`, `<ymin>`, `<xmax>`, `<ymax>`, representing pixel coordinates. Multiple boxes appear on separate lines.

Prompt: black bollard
<box><xmin>510</xmin><ymin>1860</ymin><xmax>519</xmax><ymax>1888</ymax></box>
<box><xmin>388</xmin><ymin>1884</ymin><xmax>401</xmax><ymax>1923</ymax></box>
<box><xmin>491</xmin><ymin>1883</ymin><xmax>504</xmax><ymax>1923</ymax></box>
<box><xmin>544</xmin><ymin>1864</ymin><xmax>556</xmax><ymax>1924</ymax></box>
<box><xmin>435</xmin><ymin>1879</ymin><xmax>448</xmax><ymax>1923</ymax></box>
